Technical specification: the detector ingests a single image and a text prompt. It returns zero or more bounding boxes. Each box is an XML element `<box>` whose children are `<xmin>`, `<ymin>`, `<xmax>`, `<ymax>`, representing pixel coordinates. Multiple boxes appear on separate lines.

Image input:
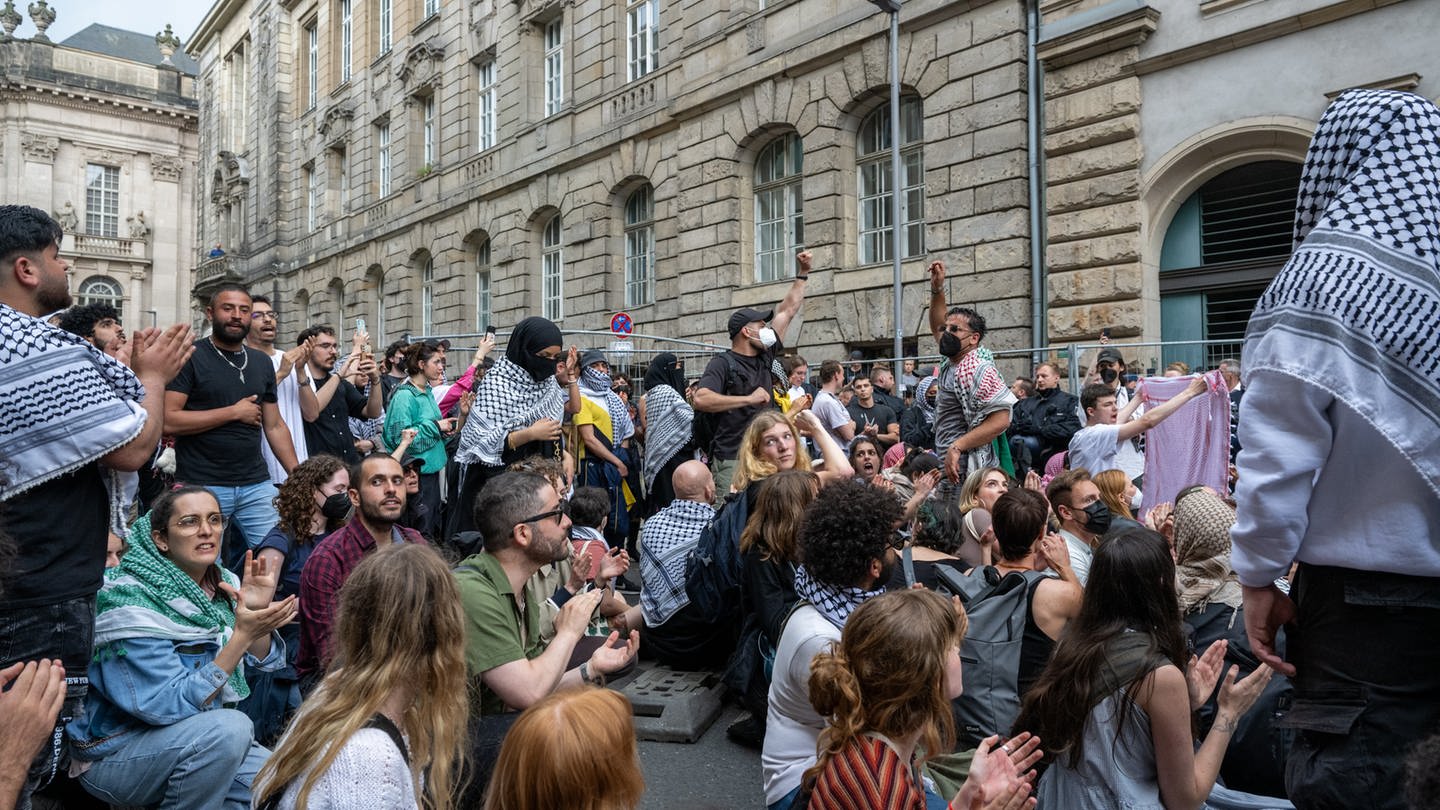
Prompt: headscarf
<box><xmin>580</xmin><ymin>355</ymin><xmax>634</xmax><ymax>442</ymax></box>
<box><xmin>1245</xmin><ymin>89</ymin><xmax>1440</xmax><ymax>499</ymax></box>
<box><xmin>913</xmin><ymin>374</ymin><xmax>938</xmax><ymax>425</ymax></box>
<box><xmin>1173</xmin><ymin>489</ymin><xmax>1242</xmax><ymax>613</ymax></box>
<box><xmin>642</xmin><ymin>354</ymin><xmax>694</xmax><ymax>489</ymax></box>
<box><xmin>506</xmin><ymin>316</ymin><xmax>564</xmax><ymax>382</ymax></box>
<box><xmin>93</xmin><ymin>511</ymin><xmax>249</xmax><ymax>701</ymax></box>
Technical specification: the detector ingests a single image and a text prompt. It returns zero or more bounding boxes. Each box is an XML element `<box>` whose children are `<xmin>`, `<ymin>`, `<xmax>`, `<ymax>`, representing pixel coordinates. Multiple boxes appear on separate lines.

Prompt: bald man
<box><xmin>635</xmin><ymin>461</ymin><xmax>729</xmax><ymax>667</ymax></box>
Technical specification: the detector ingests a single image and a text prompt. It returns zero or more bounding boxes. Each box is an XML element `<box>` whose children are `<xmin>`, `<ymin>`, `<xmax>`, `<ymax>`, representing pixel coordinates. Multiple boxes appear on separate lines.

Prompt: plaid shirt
<box><xmin>638</xmin><ymin>498</ymin><xmax>715</xmax><ymax>626</ymax></box>
<box><xmin>297</xmin><ymin>517</ymin><xmax>425</xmax><ymax>677</ymax></box>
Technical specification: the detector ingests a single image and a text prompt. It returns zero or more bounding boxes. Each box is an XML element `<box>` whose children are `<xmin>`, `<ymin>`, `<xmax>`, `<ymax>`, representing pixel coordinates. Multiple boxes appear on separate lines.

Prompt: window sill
<box><xmin>412</xmin><ymin>12</ymin><xmax>440</xmax><ymax>36</ymax></box>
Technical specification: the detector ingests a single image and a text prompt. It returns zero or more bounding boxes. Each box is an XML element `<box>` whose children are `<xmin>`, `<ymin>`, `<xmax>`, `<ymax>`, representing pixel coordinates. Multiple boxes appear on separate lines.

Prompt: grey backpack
<box><xmin>945</xmin><ymin>565</ymin><xmax>1048</xmax><ymax>749</ymax></box>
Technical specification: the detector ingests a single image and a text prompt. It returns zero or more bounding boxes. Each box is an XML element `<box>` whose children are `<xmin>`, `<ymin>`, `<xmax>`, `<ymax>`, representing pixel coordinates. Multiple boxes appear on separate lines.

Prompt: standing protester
<box><xmin>451</xmin><ymin>317</ymin><xmax>581</xmax><ymax>537</ymax></box>
<box><xmin>694</xmin><ymin>250</ymin><xmax>813</xmax><ymax>494</ymax></box>
<box><xmin>245</xmin><ymin>296</ymin><xmax>310</xmax><ymax>484</ymax></box>
<box><xmin>899</xmin><ymin>373</ymin><xmax>938</xmax><ymax>452</ymax></box>
<box><xmin>926</xmin><ymin>261</ymin><xmax>1017</xmax><ymax>483</ymax></box>
<box><xmin>296</xmin><ymin>326</ymin><xmax>383</xmax><ymax>464</ymax></box>
<box><xmin>638</xmin><ymin>352</ymin><xmax>695</xmax><ymax>512</ymax></box>
<box><xmin>1067</xmin><ymin>377</ymin><xmax>1207</xmax><ymax>482</ymax></box>
<box><xmin>165</xmin><ymin>283</ymin><xmax>300</xmax><ymax>550</ymax></box>
<box><xmin>0</xmin><ymin>204</ymin><xmax>192</xmax><ymax>809</ymax></box>
<box><xmin>845</xmin><ymin>374</ymin><xmax>900</xmax><ymax>454</ymax></box>
<box><xmin>868</xmin><ymin>365</ymin><xmax>906</xmax><ymax>418</ymax></box>
<box><xmin>1232</xmin><ymin>89</ymin><xmax>1440</xmax><ymax>810</ymax></box>
<box><xmin>810</xmin><ymin>360</ymin><xmax>856</xmax><ymax>455</ymax></box>
<box><xmin>378</xmin><ymin>340</ymin><xmax>409</xmax><ymax>406</ymax></box>
<box><xmin>574</xmin><ymin>351</ymin><xmax>635</xmax><ymax>547</ymax></box>
<box><xmin>381</xmin><ymin>341</ymin><xmax>453</xmax><ymax>540</ymax></box>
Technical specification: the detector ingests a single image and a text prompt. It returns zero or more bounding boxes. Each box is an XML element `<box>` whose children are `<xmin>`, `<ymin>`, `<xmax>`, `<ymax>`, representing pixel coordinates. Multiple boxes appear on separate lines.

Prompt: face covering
<box><xmin>1080</xmin><ymin>501</ymin><xmax>1112</xmax><ymax>535</ymax></box>
<box><xmin>1130</xmin><ymin>488</ymin><xmax>1144</xmax><ymax>512</ymax></box>
<box><xmin>938</xmin><ymin>331</ymin><xmax>964</xmax><ymax>358</ymax></box>
<box><xmin>754</xmin><ymin>327</ymin><xmax>778</xmax><ymax>349</ymax></box>
<box><xmin>1099</xmin><ymin>367</ymin><xmax>1119</xmax><ymax>385</ymax></box>
<box><xmin>320</xmin><ymin>492</ymin><xmax>352</xmax><ymax>522</ymax></box>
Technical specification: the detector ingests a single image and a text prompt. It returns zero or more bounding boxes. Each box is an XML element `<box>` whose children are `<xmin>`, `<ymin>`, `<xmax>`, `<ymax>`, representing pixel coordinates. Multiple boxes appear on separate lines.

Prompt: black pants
<box><xmin>1282</xmin><ymin>564</ymin><xmax>1440</xmax><ymax>809</ymax></box>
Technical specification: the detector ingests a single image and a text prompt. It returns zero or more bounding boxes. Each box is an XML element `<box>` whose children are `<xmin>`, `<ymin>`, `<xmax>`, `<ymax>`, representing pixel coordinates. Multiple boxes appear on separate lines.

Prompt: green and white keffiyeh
<box><xmin>93</xmin><ymin>512</ymin><xmax>249</xmax><ymax>701</ymax></box>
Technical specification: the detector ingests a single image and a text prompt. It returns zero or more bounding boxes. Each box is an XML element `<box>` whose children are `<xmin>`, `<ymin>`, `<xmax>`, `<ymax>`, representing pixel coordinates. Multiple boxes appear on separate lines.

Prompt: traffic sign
<box><xmin>610</xmin><ymin>311</ymin><xmax>634</xmax><ymax>338</ymax></box>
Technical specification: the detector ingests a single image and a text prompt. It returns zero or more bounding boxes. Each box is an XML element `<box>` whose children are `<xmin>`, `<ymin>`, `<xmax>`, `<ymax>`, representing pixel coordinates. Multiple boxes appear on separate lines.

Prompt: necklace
<box><xmin>209</xmin><ymin>337</ymin><xmax>249</xmax><ymax>382</ymax></box>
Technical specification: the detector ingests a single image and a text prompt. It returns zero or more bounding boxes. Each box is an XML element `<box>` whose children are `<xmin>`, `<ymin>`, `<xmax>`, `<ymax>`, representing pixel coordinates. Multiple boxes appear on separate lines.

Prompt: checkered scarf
<box><xmin>641</xmin><ymin>384</ymin><xmax>693</xmax><ymax>489</ymax></box>
<box><xmin>793</xmin><ymin>564</ymin><xmax>886</xmax><ymax>629</ymax></box>
<box><xmin>0</xmin><ymin>303</ymin><xmax>147</xmax><ymax>532</ymax></box>
<box><xmin>1173</xmin><ymin>490</ymin><xmax>1242</xmax><ymax>613</ymax></box>
<box><xmin>94</xmin><ymin>511</ymin><xmax>249</xmax><ymax>701</ymax></box>
<box><xmin>456</xmin><ymin>356</ymin><xmax>568</xmax><ymax>465</ymax></box>
<box><xmin>581</xmin><ymin>366</ymin><xmax>634</xmax><ymax>442</ymax></box>
<box><xmin>913</xmin><ymin>374</ymin><xmax>937</xmax><ymax>425</ymax></box>
<box><xmin>1246</xmin><ymin>89</ymin><xmax>1440</xmax><ymax>498</ymax></box>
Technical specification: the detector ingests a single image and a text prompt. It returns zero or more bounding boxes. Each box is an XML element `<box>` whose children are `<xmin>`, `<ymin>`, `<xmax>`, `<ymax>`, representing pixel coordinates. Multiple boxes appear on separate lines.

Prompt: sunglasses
<box><xmin>518</xmin><ymin>498</ymin><xmax>569</xmax><ymax>527</ymax></box>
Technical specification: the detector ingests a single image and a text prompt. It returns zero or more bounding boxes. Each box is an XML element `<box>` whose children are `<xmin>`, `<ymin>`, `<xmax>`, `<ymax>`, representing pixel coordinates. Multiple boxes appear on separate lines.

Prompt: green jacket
<box><xmin>383</xmin><ymin>381</ymin><xmax>447</xmax><ymax>473</ymax></box>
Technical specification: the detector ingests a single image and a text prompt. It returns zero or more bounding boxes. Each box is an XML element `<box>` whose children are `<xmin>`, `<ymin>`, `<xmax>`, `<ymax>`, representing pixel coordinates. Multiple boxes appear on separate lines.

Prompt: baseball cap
<box><xmin>728</xmin><ymin>307</ymin><xmax>773</xmax><ymax>339</ymax></box>
<box><xmin>1097</xmin><ymin>347</ymin><xmax>1125</xmax><ymax>366</ymax></box>
<box><xmin>848</xmin><ymin>349</ymin><xmax>865</xmax><ymax>360</ymax></box>
<box><xmin>579</xmin><ymin>349</ymin><xmax>607</xmax><ymax>368</ymax></box>
<box><xmin>399</xmin><ymin>452</ymin><xmax>424</xmax><ymax>471</ymax></box>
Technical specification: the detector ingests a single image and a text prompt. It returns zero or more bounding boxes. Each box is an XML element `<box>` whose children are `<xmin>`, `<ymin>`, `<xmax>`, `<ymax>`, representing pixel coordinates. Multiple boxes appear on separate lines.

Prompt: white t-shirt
<box><xmin>1059</xmin><ymin>528</ymin><xmax>1094</xmax><ymax>587</ymax></box>
<box><xmin>1066</xmin><ymin>424</ymin><xmax>1121</xmax><ymax>477</ymax></box>
<box><xmin>262</xmin><ymin>348</ymin><xmax>309</xmax><ymax>484</ymax></box>
<box><xmin>763</xmin><ymin>605</ymin><xmax>839</xmax><ymax>805</ymax></box>
<box><xmin>811</xmin><ymin>390</ymin><xmax>852</xmax><ymax>452</ymax></box>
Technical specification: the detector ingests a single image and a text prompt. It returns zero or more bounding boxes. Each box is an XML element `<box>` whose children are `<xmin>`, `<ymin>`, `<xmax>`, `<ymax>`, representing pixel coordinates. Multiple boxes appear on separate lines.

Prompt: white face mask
<box><xmin>755</xmin><ymin>327</ymin><xmax>778</xmax><ymax>349</ymax></box>
<box><xmin>1130</xmin><ymin>488</ymin><xmax>1144</xmax><ymax>512</ymax></box>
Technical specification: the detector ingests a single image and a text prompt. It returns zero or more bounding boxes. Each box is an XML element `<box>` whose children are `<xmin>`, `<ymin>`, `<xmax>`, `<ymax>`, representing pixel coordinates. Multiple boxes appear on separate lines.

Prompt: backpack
<box><xmin>682</xmin><ymin>490</ymin><xmax>752</xmax><ymax>625</ymax></box>
<box><xmin>947</xmin><ymin>565</ymin><xmax>1048</xmax><ymax>749</ymax></box>
<box><xmin>692</xmin><ymin>351</ymin><xmax>780</xmax><ymax>457</ymax></box>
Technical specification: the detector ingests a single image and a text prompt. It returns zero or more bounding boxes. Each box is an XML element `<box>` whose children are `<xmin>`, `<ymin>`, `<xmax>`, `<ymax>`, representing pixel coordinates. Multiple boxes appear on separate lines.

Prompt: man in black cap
<box><xmin>844</xmin><ymin>349</ymin><xmax>866</xmax><ymax>384</ymax></box>
<box><xmin>694</xmin><ymin>250</ymin><xmax>813</xmax><ymax>494</ymax></box>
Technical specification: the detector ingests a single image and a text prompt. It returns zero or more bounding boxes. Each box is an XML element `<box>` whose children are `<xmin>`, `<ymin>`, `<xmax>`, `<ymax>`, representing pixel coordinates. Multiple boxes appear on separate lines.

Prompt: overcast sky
<box><xmin>38</xmin><ymin>1</ymin><xmax>210</xmax><ymax>47</ymax></box>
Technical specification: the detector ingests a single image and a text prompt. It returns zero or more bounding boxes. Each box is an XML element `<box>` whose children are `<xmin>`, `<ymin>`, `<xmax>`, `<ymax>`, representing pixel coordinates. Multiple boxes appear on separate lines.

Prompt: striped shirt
<box><xmin>809</xmin><ymin>734</ymin><xmax>927</xmax><ymax>810</ymax></box>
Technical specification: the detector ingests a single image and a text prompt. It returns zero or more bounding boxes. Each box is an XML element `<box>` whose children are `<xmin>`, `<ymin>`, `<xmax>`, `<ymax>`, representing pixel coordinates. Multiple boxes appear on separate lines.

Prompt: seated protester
<box><xmin>454</xmin><ymin>472</ymin><xmax>639</xmax><ymax>803</ymax></box>
<box><xmin>884</xmin><ymin>448</ymin><xmax>942</xmax><ymax>513</ymax></box>
<box><xmin>1093</xmin><ymin>468</ymin><xmax>1145</xmax><ymax>529</ymax></box>
<box><xmin>252</xmin><ymin>545</ymin><xmax>467</xmax><ymax>810</ymax></box>
<box><xmin>805</xmin><ymin>589</ymin><xmax>1040</xmax><ymax>810</ymax></box>
<box><xmin>1045</xmin><ymin>468</ymin><xmax>1105</xmax><ymax>586</ymax></box>
<box><xmin>297</xmin><ymin>454</ymin><xmax>425</xmax><ymax>687</ymax></box>
<box><xmin>900</xmin><ymin>374</ymin><xmax>938</xmax><ymax>453</ymax></box>
<box><xmin>1006</xmin><ymin>362</ymin><xmax>1080</xmax><ymax>479</ymax></box>
<box><xmin>566</xmin><ymin>486</ymin><xmax>635</xmax><ymax>639</ymax></box>
<box><xmin>246</xmin><ymin>454</ymin><xmax>351</xmax><ymax>743</ymax></box>
<box><xmin>1067</xmin><ymin>377</ymin><xmax>1207</xmax><ymax>482</ymax></box>
<box><xmin>727</xmin><ymin>470</ymin><xmax>820</xmax><ymax>750</ymax></box>
<box><xmin>957</xmin><ymin>466</ymin><xmax>1010</xmax><ymax>568</ymax></box>
<box><xmin>987</xmin><ymin>489</ymin><xmax>1083</xmax><ymax>697</ymax></box>
<box><xmin>762</xmin><ymin>479</ymin><xmax>902</xmax><ymax>810</ymax></box>
<box><xmin>1173</xmin><ymin>487</ymin><xmax>1293</xmax><ymax>800</ymax></box>
<box><xmin>637</xmin><ymin>461</ymin><xmax>725</xmax><ymax>668</ymax></box>
<box><xmin>732</xmin><ymin>410</ymin><xmax>854</xmax><ymax>504</ymax></box>
<box><xmin>483</xmin><ymin>687</ymin><xmax>645</xmax><ymax>810</ymax></box>
<box><xmin>1015</xmin><ymin>527</ymin><xmax>1274</xmax><ymax>810</ymax></box>
<box><xmin>69</xmin><ymin>487</ymin><xmax>297</xmax><ymax>808</ymax></box>
<box><xmin>885</xmin><ymin>497</ymin><xmax>968</xmax><ymax>592</ymax></box>
<box><xmin>848</xmin><ymin>436</ymin><xmax>883</xmax><ymax>485</ymax></box>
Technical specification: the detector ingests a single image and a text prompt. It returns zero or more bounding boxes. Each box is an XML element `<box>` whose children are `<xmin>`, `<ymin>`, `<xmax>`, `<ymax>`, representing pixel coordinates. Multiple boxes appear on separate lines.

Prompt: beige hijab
<box><xmin>1173</xmin><ymin>489</ymin><xmax>1243</xmax><ymax>613</ymax></box>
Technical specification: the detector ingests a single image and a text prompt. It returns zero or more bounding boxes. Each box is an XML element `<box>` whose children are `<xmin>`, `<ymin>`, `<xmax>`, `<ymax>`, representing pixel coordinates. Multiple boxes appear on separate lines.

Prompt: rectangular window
<box><xmin>378</xmin><ymin>0</ymin><xmax>392</xmax><ymax>54</ymax></box>
<box><xmin>543</xmin><ymin>19</ymin><xmax>564</xmax><ymax>117</ymax></box>
<box><xmin>477</xmin><ymin>60</ymin><xmax>497</xmax><ymax>151</ymax></box>
<box><xmin>84</xmin><ymin>164</ymin><xmax>120</xmax><ymax>237</ymax></box>
<box><xmin>305</xmin><ymin>165</ymin><xmax>317</xmax><ymax>231</ymax></box>
<box><xmin>421</xmin><ymin>258</ymin><xmax>434</xmax><ymax>334</ymax></box>
<box><xmin>626</xmin><ymin>0</ymin><xmax>659</xmax><ymax>81</ymax></box>
<box><xmin>542</xmin><ymin>215</ymin><xmax>563</xmax><ymax>321</ymax></box>
<box><xmin>340</xmin><ymin>0</ymin><xmax>352</xmax><ymax>83</ymax></box>
<box><xmin>377</xmin><ymin>122</ymin><xmax>391</xmax><ymax>196</ymax></box>
<box><xmin>336</xmin><ymin>147</ymin><xmax>349</xmax><ymax>210</ymax></box>
<box><xmin>754</xmin><ymin>133</ymin><xmax>804</xmax><ymax>283</ymax></box>
<box><xmin>476</xmin><ymin>241</ymin><xmax>492</xmax><ymax>332</ymax></box>
<box><xmin>422</xmin><ymin>96</ymin><xmax>436</xmax><ymax>167</ymax></box>
<box><xmin>306</xmin><ymin>23</ymin><xmax>318</xmax><ymax>109</ymax></box>
<box><xmin>227</xmin><ymin>46</ymin><xmax>247</xmax><ymax>148</ymax></box>
<box><xmin>425</xmin><ymin>0</ymin><xmax>439</xmax><ymax>16</ymax></box>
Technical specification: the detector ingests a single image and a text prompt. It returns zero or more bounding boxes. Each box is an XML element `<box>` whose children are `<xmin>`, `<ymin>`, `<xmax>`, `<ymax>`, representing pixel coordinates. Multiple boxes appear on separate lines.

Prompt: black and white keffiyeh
<box><xmin>638</xmin><ymin>498</ymin><xmax>714</xmax><ymax>625</ymax></box>
<box><xmin>1245</xmin><ymin>89</ymin><xmax>1440</xmax><ymax>497</ymax></box>
<box><xmin>581</xmin><ymin>366</ymin><xmax>634</xmax><ymax>442</ymax></box>
<box><xmin>455</xmin><ymin>356</ymin><xmax>567</xmax><ymax>465</ymax></box>
<box><xmin>913</xmin><ymin>374</ymin><xmax>937</xmax><ymax>426</ymax></box>
<box><xmin>793</xmin><ymin>564</ymin><xmax>886</xmax><ymax>629</ymax></box>
<box><xmin>0</xmin><ymin>303</ymin><xmax>147</xmax><ymax>526</ymax></box>
<box><xmin>641</xmin><ymin>384</ymin><xmax>693</xmax><ymax>489</ymax></box>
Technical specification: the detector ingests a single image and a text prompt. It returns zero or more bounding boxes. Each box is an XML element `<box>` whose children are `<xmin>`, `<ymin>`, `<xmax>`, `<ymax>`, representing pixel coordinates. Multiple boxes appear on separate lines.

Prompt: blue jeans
<box><xmin>208</xmin><ymin>482</ymin><xmax>280</xmax><ymax>550</ymax></box>
<box><xmin>0</xmin><ymin>596</ymin><xmax>96</xmax><ymax>810</ymax></box>
<box><xmin>79</xmin><ymin>709</ymin><xmax>270</xmax><ymax>809</ymax></box>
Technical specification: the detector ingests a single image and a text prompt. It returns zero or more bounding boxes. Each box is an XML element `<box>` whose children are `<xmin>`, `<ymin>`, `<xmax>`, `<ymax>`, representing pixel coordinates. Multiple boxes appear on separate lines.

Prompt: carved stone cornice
<box><xmin>395</xmin><ymin>38</ymin><xmax>445</xmax><ymax>92</ymax></box>
<box><xmin>1037</xmin><ymin>0</ymin><xmax>1160</xmax><ymax>69</ymax></box>
<box><xmin>150</xmin><ymin>154</ymin><xmax>184</xmax><ymax>181</ymax></box>
<box><xmin>20</xmin><ymin>131</ymin><xmax>58</xmax><ymax>163</ymax></box>
<box><xmin>318</xmin><ymin>102</ymin><xmax>355</xmax><ymax>141</ymax></box>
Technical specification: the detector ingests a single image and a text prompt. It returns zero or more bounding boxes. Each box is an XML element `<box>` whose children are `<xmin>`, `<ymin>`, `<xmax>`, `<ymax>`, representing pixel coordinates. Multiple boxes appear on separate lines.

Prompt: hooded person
<box><xmin>449</xmin><ymin>317</ymin><xmax>581</xmax><ymax>537</ymax></box>
<box><xmin>640</xmin><ymin>352</ymin><xmax>695</xmax><ymax>511</ymax></box>
<box><xmin>573</xmin><ymin>350</ymin><xmax>637</xmax><ymax>546</ymax></box>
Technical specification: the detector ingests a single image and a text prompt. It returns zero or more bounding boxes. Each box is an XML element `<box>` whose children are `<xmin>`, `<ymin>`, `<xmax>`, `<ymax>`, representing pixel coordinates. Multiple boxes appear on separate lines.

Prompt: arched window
<box><xmin>541</xmin><ymin>214</ymin><xmax>563</xmax><ymax>321</ymax></box>
<box><xmin>366</xmin><ymin>266</ymin><xmax>385</xmax><ymax>344</ymax></box>
<box><xmin>754</xmin><ymin>133</ymin><xmax>803</xmax><ymax>283</ymax></box>
<box><xmin>624</xmin><ymin>185</ymin><xmax>655</xmax><ymax>307</ymax></box>
<box><xmin>475</xmin><ymin>240</ymin><xmax>492</xmax><ymax>332</ymax></box>
<box><xmin>421</xmin><ymin>256</ymin><xmax>435</xmax><ymax>335</ymax></box>
<box><xmin>77</xmin><ymin>276</ymin><xmax>124</xmax><ymax>308</ymax></box>
<box><xmin>857</xmin><ymin>96</ymin><xmax>924</xmax><ymax>264</ymax></box>
<box><xmin>328</xmin><ymin>278</ymin><xmax>345</xmax><ymax>329</ymax></box>
<box><xmin>1159</xmin><ymin>159</ymin><xmax>1302</xmax><ymax>370</ymax></box>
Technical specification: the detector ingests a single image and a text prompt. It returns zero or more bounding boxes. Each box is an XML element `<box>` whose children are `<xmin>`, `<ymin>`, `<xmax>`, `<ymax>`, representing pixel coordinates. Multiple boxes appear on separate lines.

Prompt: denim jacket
<box><xmin>67</xmin><ymin>631</ymin><xmax>285</xmax><ymax>761</ymax></box>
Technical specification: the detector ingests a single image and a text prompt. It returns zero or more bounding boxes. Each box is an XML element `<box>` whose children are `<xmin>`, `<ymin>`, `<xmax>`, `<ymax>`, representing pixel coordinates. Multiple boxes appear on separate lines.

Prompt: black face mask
<box><xmin>938</xmin><ymin>331</ymin><xmax>964</xmax><ymax>358</ymax></box>
<box><xmin>1099</xmin><ymin>367</ymin><xmax>1119</xmax><ymax>385</ymax></box>
<box><xmin>320</xmin><ymin>492</ymin><xmax>352</xmax><ymax>522</ymax></box>
<box><xmin>1080</xmin><ymin>501</ymin><xmax>1112</xmax><ymax>535</ymax></box>
<box><xmin>521</xmin><ymin>351</ymin><xmax>558</xmax><ymax>382</ymax></box>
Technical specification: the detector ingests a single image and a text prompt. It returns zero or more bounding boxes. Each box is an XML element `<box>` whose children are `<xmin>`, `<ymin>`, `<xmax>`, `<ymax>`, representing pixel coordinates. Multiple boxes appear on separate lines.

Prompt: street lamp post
<box><xmin>867</xmin><ymin>0</ymin><xmax>905</xmax><ymax>394</ymax></box>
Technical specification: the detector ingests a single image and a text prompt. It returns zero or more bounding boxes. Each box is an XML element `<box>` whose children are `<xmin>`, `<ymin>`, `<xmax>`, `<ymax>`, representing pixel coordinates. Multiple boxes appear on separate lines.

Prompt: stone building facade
<box><xmin>187</xmin><ymin>0</ymin><xmax>1038</xmax><ymax>364</ymax></box>
<box><xmin>0</xmin><ymin>20</ymin><xmax>200</xmax><ymax>328</ymax></box>
<box><xmin>1036</xmin><ymin>0</ymin><xmax>1436</xmax><ymax>372</ymax></box>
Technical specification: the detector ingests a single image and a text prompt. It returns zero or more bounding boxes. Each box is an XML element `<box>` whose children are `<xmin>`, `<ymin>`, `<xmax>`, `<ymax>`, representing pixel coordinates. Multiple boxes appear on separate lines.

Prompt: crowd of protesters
<box><xmin>1</xmin><ymin>88</ymin><xmax>1438</xmax><ymax>810</ymax></box>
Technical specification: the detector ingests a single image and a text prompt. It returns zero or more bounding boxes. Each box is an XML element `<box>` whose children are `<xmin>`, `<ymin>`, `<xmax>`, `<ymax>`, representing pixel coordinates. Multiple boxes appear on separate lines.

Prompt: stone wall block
<box><xmin>950</xmin><ymin>91</ymin><xmax>1026</xmax><ymax>135</ymax></box>
<box><xmin>974</xmin><ymin>62</ymin><xmax>1026</xmax><ymax>103</ymax></box>
<box><xmin>973</xmin><ymin>1</ymin><xmax>1024</xmax><ymax>45</ymax></box>
<box><xmin>1045</xmin><ymin>139</ymin><xmax>1140</xmax><ymax>185</ymax></box>
<box><xmin>1043</xmin><ymin>113</ymin><xmax>1137</xmax><ymax>158</ymax></box>
<box><xmin>1047</xmin><ymin>201</ymin><xmax>1141</xmax><ymax>243</ymax></box>
<box><xmin>975</xmin><ymin>237</ymin><xmax>1029</xmax><ymax>271</ymax></box>
<box><xmin>974</xmin><ymin>119</ymin><xmax>1028</xmax><ymax>158</ymax></box>
<box><xmin>1047</xmin><ymin>298</ymin><xmax>1144</xmax><ymax>340</ymax></box>
<box><xmin>974</xmin><ymin>178</ymin><xmax>1030</xmax><ymax>214</ymax></box>
<box><xmin>949</xmin><ymin>33</ymin><xmax>1024</xmax><ymax>82</ymax></box>
<box><xmin>1046</xmin><ymin>171</ymin><xmax>1140</xmax><ymax>215</ymax></box>
<box><xmin>950</xmin><ymin>208</ymin><xmax>1029</xmax><ymax>246</ymax></box>
<box><xmin>950</xmin><ymin>151</ymin><xmax>1026</xmax><ymax>190</ymax></box>
<box><xmin>1044</xmin><ymin>78</ymin><xmax>1140</xmax><ymax>131</ymax></box>
<box><xmin>1045</xmin><ymin>232</ymin><xmax>1141</xmax><ymax>271</ymax></box>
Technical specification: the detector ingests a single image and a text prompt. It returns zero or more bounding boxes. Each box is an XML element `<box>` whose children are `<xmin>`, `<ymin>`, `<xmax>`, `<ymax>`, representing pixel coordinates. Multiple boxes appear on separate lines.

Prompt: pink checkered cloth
<box><xmin>1137</xmin><ymin>371</ymin><xmax>1231</xmax><ymax>514</ymax></box>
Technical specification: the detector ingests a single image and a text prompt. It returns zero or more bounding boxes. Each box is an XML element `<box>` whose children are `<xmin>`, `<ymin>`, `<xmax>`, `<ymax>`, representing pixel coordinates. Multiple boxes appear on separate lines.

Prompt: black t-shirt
<box><xmin>847</xmin><ymin>401</ymin><xmax>899</xmax><ymax>435</ymax></box>
<box><xmin>168</xmin><ymin>339</ymin><xmax>279</xmax><ymax>485</ymax></box>
<box><xmin>696</xmin><ymin>350</ymin><xmax>774</xmax><ymax>461</ymax></box>
<box><xmin>0</xmin><ymin>464</ymin><xmax>108</xmax><ymax>608</ymax></box>
<box><xmin>303</xmin><ymin>371</ymin><xmax>369</xmax><ymax>463</ymax></box>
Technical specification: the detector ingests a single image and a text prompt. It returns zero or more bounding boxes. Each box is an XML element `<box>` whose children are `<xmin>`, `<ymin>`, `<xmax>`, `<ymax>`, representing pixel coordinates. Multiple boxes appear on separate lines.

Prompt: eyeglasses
<box><xmin>886</xmin><ymin>530</ymin><xmax>907</xmax><ymax>552</ymax></box>
<box><xmin>518</xmin><ymin>498</ymin><xmax>569</xmax><ymax>527</ymax></box>
<box><xmin>173</xmin><ymin>514</ymin><xmax>225</xmax><ymax>532</ymax></box>
<box><xmin>250</xmin><ymin>311</ymin><xmax>277</xmax><ymax>321</ymax></box>
<box><xmin>944</xmin><ymin>324</ymin><xmax>974</xmax><ymax>335</ymax></box>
